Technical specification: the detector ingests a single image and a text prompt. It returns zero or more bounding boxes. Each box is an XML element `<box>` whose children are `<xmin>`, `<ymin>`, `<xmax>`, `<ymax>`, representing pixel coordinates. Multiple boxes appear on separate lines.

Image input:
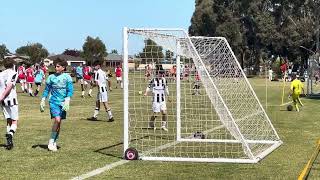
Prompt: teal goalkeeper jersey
<box><xmin>42</xmin><ymin>73</ymin><xmax>74</xmax><ymax>105</ymax></box>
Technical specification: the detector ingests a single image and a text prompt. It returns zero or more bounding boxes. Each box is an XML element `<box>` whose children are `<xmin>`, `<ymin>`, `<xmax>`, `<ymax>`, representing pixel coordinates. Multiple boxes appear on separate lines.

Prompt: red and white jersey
<box><xmin>115</xmin><ymin>67</ymin><xmax>122</xmax><ymax>77</ymax></box>
<box><xmin>83</xmin><ymin>66</ymin><xmax>92</xmax><ymax>80</ymax></box>
<box><xmin>25</xmin><ymin>67</ymin><xmax>35</xmax><ymax>83</ymax></box>
<box><xmin>0</xmin><ymin>69</ymin><xmax>18</xmax><ymax>106</ymax></box>
<box><xmin>41</xmin><ymin>66</ymin><xmax>48</xmax><ymax>75</ymax></box>
<box><xmin>18</xmin><ymin>66</ymin><xmax>25</xmax><ymax>79</ymax></box>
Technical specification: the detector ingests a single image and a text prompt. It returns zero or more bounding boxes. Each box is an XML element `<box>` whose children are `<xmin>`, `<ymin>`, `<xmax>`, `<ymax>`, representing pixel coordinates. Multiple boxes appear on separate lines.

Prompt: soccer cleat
<box><xmin>161</xmin><ymin>126</ymin><xmax>168</xmax><ymax>132</ymax></box>
<box><xmin>81</xmin><ymin>95</ymin><xmax>85</xmax><ymax>98</ymax></box>
<box><xmin>48</xmin><ymin>142</ymin><xmax>57</xmax><ymax>152</ymax></box>
<box><xmin>87</xmin><ymin>117</ymin><xmax>98</xmax><ymax>121</ymax></box>
<box><xmin>108</xmin><ymin>117</ymin><xmax>114</xmax><ymax>122</ymax></box>
<box><xmin>88</xmin><ymin>94</ymin><xmax>92</xmax><ymax>97</ymax></box>
<box><xmin>5</xmin><ymin>134</ymin><xmax>13</xmax><ymax>150</ymax></box>
<box><xmin>29</xmin><ymin>93</ymin><xmax>34</xmax><ymax>97</ymax></box>
<box><xmin>148</xmin><ymin>121</ymin><xmax>156</xmax><ymax>130</ymax></box>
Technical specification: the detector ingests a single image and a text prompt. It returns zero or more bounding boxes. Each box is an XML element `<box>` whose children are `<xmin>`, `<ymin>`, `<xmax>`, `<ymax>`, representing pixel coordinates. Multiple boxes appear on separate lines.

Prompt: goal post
<box><xmin>123</xmin><ymin>27</ymin><xmax>282</xmax><ymax>163</ymax></box>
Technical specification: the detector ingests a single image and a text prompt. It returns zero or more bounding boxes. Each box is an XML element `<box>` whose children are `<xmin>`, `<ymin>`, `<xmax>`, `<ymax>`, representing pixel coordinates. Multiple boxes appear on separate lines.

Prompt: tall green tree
<box><xmin>189</xmin><ymin>0</ymin><xmax>319</xmax><ymax>73</ymax></box>
<box><xmin>0</xmin><ymin>44</ymin><xmax>10</xmax><ymax>60</ymax></box>
<box><xmin>16</xmin><ymin>43</ymin><xmax>49</xmax><ymax>64</ymax></box>
<box><xmin>63</xmin><ymin>49</ymin><xmax>81</xmax><ymax>57</ymax></box>
<box><xmin>82</xmin><ymin>36</ymin><xmax>107</xmax><ymax>64</ymax></box>
<box><xmin>139</xmin><ymin>39</ymin><xmax>164</xmax><ymax>64</ymax></box>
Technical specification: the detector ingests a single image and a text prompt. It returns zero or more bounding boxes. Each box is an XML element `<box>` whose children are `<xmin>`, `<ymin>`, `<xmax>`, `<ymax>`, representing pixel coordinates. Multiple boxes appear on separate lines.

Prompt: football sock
<box><xmin>9</xmin><ymin>124</ymin><xmax>17</xmax><ymax>136</ymax></box>
<box><xmin>93</xmin><ymin>108</ymin><xmax>99</xmax><ymax>118</ymax></box>
<box><xmin>107</xmin><ymin>108</ymin><xmax>113</xmax><ymax>119</ymax></box>
<box><xmin>88</xmin><ymin>89</ymin><xmax>92</xmax><ymax>95</ymax></box>
<box><xmin>82</xmin><ymin>91</ymin><xmax>85</xmax><ymax>96</ymax></box>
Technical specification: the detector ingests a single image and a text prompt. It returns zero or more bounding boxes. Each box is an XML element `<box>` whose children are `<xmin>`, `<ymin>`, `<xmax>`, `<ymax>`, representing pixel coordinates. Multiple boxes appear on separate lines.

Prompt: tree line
<box><xmin>189</xmin><ymin>0</ymin><xmax>320</xmax><ymax>73</ymax></box>
<box><xmin>0</xmin><ymin>36</ymin><xmax>119</xmax><ymax>65</ymax></box>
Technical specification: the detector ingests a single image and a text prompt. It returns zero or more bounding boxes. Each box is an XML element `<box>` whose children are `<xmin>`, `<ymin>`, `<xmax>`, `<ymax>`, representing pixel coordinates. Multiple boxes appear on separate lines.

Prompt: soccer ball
<box><xmin>193</xmin><ymin>131</ymin><xmax>205</xmax><ymax>139</ymax></box>
<box><xmin>287</xmin><ymin>105</ymin><xmax>293</xmax><ymax>111</ymax></box>
<box><xmin>138</xmin><ymin>91</ymin><xmax>143</xmax><ymax>95</ymax></box>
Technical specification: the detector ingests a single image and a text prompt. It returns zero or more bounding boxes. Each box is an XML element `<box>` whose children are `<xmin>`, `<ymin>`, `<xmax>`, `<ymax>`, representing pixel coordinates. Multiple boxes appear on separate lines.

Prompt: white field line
<box><xmin>70</xmin><ymin>160</ymin><xmax>129</xmax><ymax>180</ymax></box>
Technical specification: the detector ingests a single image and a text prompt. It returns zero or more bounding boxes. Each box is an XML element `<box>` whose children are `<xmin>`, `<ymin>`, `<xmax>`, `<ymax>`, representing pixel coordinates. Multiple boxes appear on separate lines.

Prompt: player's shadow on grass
<box><xmin>94</xmin><ymin>135</ymin><xmax>149</xmax><ymax>159</ymax></box>
<box><xmin>0</xmin><ymin>144</ymin><xmax>7</xmax><ymax>149</ymax></box>
<box><xmin>31</xmin><ymin>144</ymin><xmax>61</xmax><ymax>150</ymax></box>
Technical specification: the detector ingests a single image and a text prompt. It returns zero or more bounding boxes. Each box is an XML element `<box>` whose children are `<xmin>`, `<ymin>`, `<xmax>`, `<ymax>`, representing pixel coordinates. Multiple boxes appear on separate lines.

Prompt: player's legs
<box><xmin>88</xmin><ymin>81</ymin><xmax>93</xmax><ymax>97</ymax></box>
<box><xmin>297</xmin><ymin>96</ymin><xmax>304</xmax><ymax>107</ymax></box>
<box><xmin>292</xmin><ymin>96</ymin><xmax>299</xmax><ymax>112</ymax></box>
<box><xmin>19</xmin><ymin>79</ymin><xmax>25</xmax><ymax>92</ymax></box>
<box><xmin>79</xmin><ymin>78</ymin><xmax>85</xmax><ymax>97</ymax></box>
<box><xmin>149</xmin><ymin>112</ymin><xmax>159</xmax><ymax>130</ymax></box>
<box><xmin>3</xmin><ymin>105</ymin><xmax>19</xmax><ymax>150</ymax></box>
<box><xmin>48</xmin><ymin>103</ymin><xmax>66</xmax><ymax>151</ymax></box>
<box><xmin>160</xmin><ymin>102</ymin><xmax>168</xmax><ymax>131</ymax></box>
<box><xmin>102</xmin><ymin>101</ymin><xmax>114</xmax><ymax>122</ymax></box>
<box><xmin>28</xmin><ymin>82</ymin><xmax>33</xmax><ymax>96</ymax></box>
<box><xmin>34</xmin><ymin>83</ymin><xmax>41</xmax><ymax>96</ymax></box>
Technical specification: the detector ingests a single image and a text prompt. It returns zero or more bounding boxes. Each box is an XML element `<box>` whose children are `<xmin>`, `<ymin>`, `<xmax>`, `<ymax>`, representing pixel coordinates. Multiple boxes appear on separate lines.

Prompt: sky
<box><xmin>0</xmin><ymin>0</ymin><xmax>195</xmax><ymax>55</ymax></box>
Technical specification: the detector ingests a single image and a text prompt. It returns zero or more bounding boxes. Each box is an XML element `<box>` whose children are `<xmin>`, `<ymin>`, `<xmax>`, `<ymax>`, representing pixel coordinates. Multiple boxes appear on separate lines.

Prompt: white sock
<box><xmin>107</xmin><ymin>109</ymin><xmax>113</xmax><ymax>119</ymax></box>
<box><xmin>6</xmin><ymin>125</ymin><xmax>10</xmax><ymax>134</ymax></box>
<box><xmin>88</xmin><ymin>89</ymin><xmax>92</xmax><ymax>95</ymax></box>
<box><xmin>49</xmin><ymin>139</ymin><xmax>54</xmax><ymax>144</ymax></box>
<box><xmin>9</xmin><ymin>124</ymin><xmax>17</xmax><ymax>136</ymax></box>
<box><xmin>161</xmin><ymin>121</ymin><xmax>167</xmax><ymax>127</ymax></box>
<box><xmin>29</xmin><ymin>89</ymin><xmax>33</xmax><ymax>94</ymax></box>
<box><xmin>82</xmin><ymin>91</ymin><xmax>85</xmax><ymax>96</ymax></box>
<box><xmin>121</xmin><ymin>82</ymin><xmax>123</xmax><ymax>88</ymax></box>
<box><xmin>93</xmin><ymin>108</ymin><xmax>99</xmax><ymax>118</ymax></box>
<box><xmin>21</xmin><ymin>86</ymin><xmax>24</xmax><ymax>91</ymax></box>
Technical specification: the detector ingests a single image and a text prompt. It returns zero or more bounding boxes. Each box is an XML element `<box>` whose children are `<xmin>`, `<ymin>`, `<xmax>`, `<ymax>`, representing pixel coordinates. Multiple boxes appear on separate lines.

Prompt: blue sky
<box><xmin>0</xmin><ymin>0</ymin><xmax>195</xmax><ymax>54</ymax></box>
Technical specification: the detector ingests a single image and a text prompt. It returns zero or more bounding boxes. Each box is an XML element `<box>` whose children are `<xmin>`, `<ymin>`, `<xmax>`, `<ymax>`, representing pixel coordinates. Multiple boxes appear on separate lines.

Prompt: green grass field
<box><xmin>0</xmin><ymin>77</ymin><xmax>319</xmax><ymax>179</ymax></box>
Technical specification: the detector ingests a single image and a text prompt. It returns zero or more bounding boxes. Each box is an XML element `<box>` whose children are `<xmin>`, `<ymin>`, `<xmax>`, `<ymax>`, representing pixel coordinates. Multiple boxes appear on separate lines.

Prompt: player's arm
<box><xmin>144</xmin><ymin>79</ymin><xmax>153</xmax><ymax>96</ymax></box>
<box><xmin>107</xmin><ymin>77</ymin><xmax>112</xmax><ymax>91</ymax></box>
<box><xmin>0</xmin><ymin>72</ymin><xmax>17</xmax><ymax>101</ymax></box>
<box><xmin>93</xmin><ymin>71</ymin><xmax>99</xmax><ymax>87</ymax></box>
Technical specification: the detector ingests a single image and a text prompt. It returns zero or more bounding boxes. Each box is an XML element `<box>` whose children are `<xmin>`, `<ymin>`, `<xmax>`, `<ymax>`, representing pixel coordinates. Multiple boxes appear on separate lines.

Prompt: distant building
<box><xmin>3</xmin><ymin>54</ymin><xmax>30</xmax><ymax>63</ymax></box>
<box><xmin>47</xmin><ymin>54</ymin><xmax>86</xmax><ymax>68</ymax></box>
<box><xmin>104</xmin><ymin>53</ymin><xmax>134</xmax><ymax>68</ymax></box>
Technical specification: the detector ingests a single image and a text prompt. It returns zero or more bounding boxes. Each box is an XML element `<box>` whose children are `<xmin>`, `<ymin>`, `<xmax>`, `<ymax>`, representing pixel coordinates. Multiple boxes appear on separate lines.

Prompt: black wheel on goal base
<box><xmin>124</xmin><ymin>148</ymin><xmax>139</xmax><ymax>160</ymax></box>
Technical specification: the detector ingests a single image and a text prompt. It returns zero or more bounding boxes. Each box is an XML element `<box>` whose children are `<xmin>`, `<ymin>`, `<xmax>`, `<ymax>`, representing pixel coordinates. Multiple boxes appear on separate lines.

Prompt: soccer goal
<box><xmin>123</xmin><ymin>27</ymin><xmax>282</xmax><ymax>163</ymax></box>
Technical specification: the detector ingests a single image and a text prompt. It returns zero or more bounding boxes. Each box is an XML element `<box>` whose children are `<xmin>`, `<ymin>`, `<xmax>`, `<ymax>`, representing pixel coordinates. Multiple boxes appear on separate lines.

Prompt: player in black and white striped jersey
<box><xmin>0</xmin><ymin>58</ymin><xmax>19</xmax><ymax>150</ymax></box>
<box><xmin>87</xmin><ymin>60</ymin><xmax>114</xmax><ymax>122</ymax></box>
<box><xmin>144</xmin><ymin>65</ymin><xmax>169</xmax><ymax>131</ymax></box>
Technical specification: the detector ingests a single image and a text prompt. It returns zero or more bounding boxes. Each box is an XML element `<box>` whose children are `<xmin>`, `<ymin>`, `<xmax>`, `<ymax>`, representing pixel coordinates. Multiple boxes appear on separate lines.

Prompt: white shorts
<box><xmin>19</xmin><ymin>79</ymin><xmax>26</xmax><ymax>83</ymax></box>
<box><xmin>152</xmin><ymin>102</ymin><xmax>167</xmax><ymax>113</ymax></box>
<box><xmin>116</xmin><ymin>77</ymin><xmax>122</xmax><ymax>81</ymax></box>
<box><xmin>1</xmin><ymin>105</ymin><xmax>19</xmax><ymax>120</ymax></box>
<box><xmin>96</xmin><ymin>91</ymin><xmax>108</xmax><ymax>102</ymax></box>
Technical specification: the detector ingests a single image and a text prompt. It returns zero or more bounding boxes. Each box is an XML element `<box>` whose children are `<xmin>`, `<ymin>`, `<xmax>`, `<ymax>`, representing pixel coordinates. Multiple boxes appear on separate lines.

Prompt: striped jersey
<box><xmin>0</xmin><ymin>69</ymin><xmax>18</xmax><ymax>106</ymax></box>
<box><xmin>148</xmin><ymin>77</ymin><xmax>169</xmax><ymax>103</ymax></box>
<box><xmin>94</xmin><ymin>69</ymin><xmax>108</xmax><ymax>93</ymax></box>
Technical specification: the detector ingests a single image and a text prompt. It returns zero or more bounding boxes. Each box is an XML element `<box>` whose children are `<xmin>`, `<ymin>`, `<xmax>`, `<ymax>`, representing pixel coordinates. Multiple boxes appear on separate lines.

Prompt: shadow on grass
<box><xmin>0</xmin><ymin>144</ymin><xmax>7</xmax><ymax>148</ymax></box>
<box><xmin>94</xmin><ymin>135</ymin><xmax>150</xmax><ymax>159</ymax></box>
<box><xmin>32</xmin><ymin>144</ymin><xmax>61</xmax><ymax>150</ymax></box>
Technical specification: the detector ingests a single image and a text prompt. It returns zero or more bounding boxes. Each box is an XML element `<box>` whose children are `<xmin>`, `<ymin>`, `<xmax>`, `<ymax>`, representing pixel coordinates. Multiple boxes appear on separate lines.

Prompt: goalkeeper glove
<box><xmin>40</xmin><ymin>97</ymin><xmax>46</xmax><ymax>112</ymax></box>
<box><xmin>62</xmin><ymin>97</ymin><xmax>70</xmax><ymax>111</ymax></box>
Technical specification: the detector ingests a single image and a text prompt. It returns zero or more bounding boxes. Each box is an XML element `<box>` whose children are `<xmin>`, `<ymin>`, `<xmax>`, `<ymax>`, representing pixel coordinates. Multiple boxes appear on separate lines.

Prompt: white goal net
<box><xmin>123</xmin><ymin>27</ymin><xmax>282</xmax><ymax>163</ymax></box>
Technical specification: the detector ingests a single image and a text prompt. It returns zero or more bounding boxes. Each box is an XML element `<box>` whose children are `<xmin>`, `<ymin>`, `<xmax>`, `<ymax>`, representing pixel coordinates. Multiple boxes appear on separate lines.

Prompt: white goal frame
<box><xmin>123</xmin><ymin>27</ymin><xmax>282</xmax><ymax>163</ymax></box>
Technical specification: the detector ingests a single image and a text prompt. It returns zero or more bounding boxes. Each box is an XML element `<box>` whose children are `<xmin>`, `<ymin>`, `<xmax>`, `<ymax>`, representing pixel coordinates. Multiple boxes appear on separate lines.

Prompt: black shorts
<box><xmin>35</xmin><ymin>82</ymin><xmax>42</xmax><ymax>86</ymax></box>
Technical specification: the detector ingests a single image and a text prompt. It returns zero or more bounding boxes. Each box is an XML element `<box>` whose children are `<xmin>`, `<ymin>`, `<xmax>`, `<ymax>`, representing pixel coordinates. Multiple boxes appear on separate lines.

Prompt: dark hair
<box><xmin>93</xmin><ymin>60</ymin><xmax>103</xmax><ymax>66</ymax></box>
<box><xmin>3</xmin><ymin>58</ymin><xmax>16</xmax><ymax>69</ymax></box>
<box><xmin>53</xmin><ymin>58</ymin><xmax>68</xmax><ymax>69</ymax></box>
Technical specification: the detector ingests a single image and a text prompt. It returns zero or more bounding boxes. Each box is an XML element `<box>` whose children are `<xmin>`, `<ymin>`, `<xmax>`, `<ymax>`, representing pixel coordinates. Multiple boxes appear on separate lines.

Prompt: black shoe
<box><xmin>87</xmin><ymin>117</ymin><xmax>98</xmax><ymax>121</ymax></box>
<box><xmin>108</xmin><ymin>117</ymin><xmax>114</xmax><ymax>122</ymax></box>
<box><xmin>5</xmin><ymin>134</ymin><xmax>13</xmax><ymax>150</ymax></box>
<box><xmin>29</xmin><ymin>93</ymin><xmax>34</xmax><ymax>97</ymax></box>
<box><xmin>88</xmin><ymin>94</ymin><xmax>92</xmax><ymax>97</ymax></box>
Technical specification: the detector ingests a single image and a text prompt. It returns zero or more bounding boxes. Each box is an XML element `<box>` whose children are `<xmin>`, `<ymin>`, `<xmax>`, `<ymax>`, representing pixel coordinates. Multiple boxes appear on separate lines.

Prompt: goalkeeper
<box><xmin>40</xmin><ymin>58</ymin><xmax>74</xmax><ymax>151</ymax></box>
<box><xmin>289</xmin><ymin>74</ymin><xmax>304</xmax><ymax>112</ymax></box>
